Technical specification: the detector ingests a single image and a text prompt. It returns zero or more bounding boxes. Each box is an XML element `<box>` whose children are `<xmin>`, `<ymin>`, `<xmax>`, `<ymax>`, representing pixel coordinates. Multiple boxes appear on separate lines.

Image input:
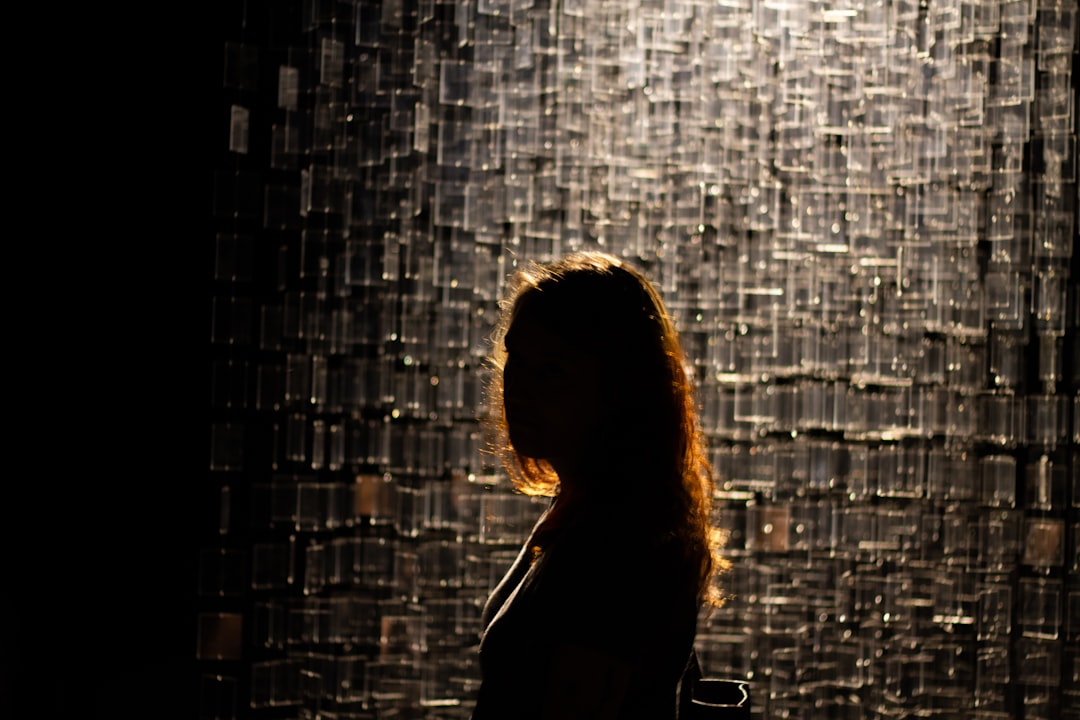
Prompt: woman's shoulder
<box><xmin>551</xmin><ymin>521</ymin><xmax>690</xmax><ymax>586</ymax></box>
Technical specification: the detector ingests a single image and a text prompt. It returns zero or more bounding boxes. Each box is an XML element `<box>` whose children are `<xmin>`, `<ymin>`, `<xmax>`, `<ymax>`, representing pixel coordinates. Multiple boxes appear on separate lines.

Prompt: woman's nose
<box><xmin>503</xmin><ymin>358</ymin><xmax>532</xmax><ymax>405</ymax></box>
<box><xmin>503</xmin><ymin>359</ymin><xmax>519</xmax><ymax>397</ymax></box>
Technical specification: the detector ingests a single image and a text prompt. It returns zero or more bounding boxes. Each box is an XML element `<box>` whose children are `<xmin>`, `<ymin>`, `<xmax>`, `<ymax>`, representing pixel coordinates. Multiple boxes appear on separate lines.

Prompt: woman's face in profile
<box><xmin>502</xmin><ymin>298</ymin><xmax>602</xmax><ymax>469</ymax></box>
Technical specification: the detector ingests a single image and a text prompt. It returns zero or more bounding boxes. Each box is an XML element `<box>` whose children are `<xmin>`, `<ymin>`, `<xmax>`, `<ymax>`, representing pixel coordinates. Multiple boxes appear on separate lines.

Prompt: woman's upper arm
<box><xmin>540</xmin><ymin>642</ymin><xmax>634</xmax><ymax>720</ymax></box>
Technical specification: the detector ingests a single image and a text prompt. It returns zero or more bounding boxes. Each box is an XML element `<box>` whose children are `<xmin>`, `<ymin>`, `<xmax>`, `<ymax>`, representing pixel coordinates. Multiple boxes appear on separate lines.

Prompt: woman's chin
<box><xmin>511</xmin><ymin>440</ymin><xmax>542</xmax><ymax>460</ymax></box>
<box><xmin>509</xmin><ymin>432</ymin><xmax>545</xmax><ymax>461</ymax></box>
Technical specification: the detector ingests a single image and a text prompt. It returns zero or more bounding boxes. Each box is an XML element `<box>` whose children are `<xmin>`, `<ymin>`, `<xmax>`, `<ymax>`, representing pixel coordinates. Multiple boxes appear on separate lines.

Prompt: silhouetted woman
<box><xmin>473</xmin><ymin>252</ymin><xmax>724</xmax><ymax>720</ymax></box>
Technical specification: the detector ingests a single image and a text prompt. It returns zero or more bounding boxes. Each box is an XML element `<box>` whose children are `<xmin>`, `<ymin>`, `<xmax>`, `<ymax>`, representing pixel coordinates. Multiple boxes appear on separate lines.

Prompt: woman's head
<box><xmin>490</xmin><ymin>255</ymin><xmax>717</xmax><ymax>509</ymax></box>
<box><xmin>484</xmin><ymin>253</ymin><xmax>723</xmax><ymax>600</ymax></box>
<box><xmin>486</xmin><ymin>253</ymin><xmax>683</xmax><ymax>488</ymax></box>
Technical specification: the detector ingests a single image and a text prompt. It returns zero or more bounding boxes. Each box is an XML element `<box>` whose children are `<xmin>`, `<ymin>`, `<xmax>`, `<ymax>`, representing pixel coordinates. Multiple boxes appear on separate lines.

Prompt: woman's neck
<box><xmin>533</xmin><ymin>482</ymin><xmax>588</xmax><ymax>544</ymax></box>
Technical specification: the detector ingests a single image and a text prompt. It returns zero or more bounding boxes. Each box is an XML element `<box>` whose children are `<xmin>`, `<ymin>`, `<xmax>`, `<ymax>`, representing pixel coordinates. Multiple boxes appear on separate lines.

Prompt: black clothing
<box><xmin>473</xmin><ymin>505</ymin><xmax>700</xmax><ymax>720</ymax></box>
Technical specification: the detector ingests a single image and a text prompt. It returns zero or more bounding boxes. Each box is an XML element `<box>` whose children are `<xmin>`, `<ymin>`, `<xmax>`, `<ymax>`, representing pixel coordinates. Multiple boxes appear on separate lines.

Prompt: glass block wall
<box><xmin>204</xmin><ymin>0</ymin><xmax>1078</xmax><ymax>718</ymax></box>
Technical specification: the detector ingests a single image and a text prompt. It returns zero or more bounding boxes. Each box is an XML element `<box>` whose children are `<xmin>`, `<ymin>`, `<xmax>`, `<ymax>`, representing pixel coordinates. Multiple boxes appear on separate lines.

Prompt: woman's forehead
<box><xmin>505</xmin><ymin>300</ymin><xmax>594</xmax><ymax>354</ymax></box>
<box><xmin>505</xmin><ymin>310</ymin><xmax>565</xmax><ymax>348</ymax></box>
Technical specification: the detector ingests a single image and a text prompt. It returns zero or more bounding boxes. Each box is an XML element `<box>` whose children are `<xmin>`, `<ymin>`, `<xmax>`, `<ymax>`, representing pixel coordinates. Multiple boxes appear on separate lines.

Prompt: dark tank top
<box><xmin>473</xmin><ymin>507</ymin><xmax>700</xmax><ymax>720</ymax></box>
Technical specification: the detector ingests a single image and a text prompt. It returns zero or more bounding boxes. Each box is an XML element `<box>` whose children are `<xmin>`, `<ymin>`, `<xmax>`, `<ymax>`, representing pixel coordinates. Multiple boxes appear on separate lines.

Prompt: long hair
<box><xmin>483</xmin><ymin>252</ymin><xmax>727</xmax><ymax>605</ymax></box>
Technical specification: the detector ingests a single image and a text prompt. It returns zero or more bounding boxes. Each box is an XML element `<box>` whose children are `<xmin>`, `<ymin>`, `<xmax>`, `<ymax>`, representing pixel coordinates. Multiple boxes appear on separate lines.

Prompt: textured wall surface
<box><xmin>206</xmin><ymin>0</ymin><xmax>1077</xmax><ymax>717</ymax></box>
